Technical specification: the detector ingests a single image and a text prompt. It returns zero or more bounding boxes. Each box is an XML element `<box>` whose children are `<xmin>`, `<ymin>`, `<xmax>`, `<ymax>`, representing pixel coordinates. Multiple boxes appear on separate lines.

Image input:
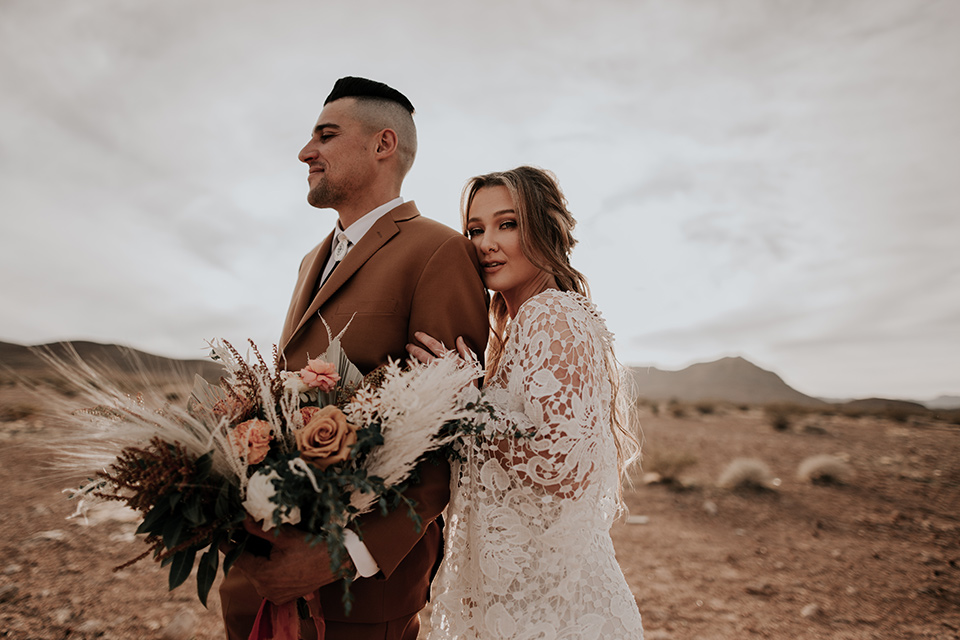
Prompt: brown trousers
<box><xmin>219</xmin><ymin>572</ymin><xmax>420</xmax><ymax>640</ymax></box>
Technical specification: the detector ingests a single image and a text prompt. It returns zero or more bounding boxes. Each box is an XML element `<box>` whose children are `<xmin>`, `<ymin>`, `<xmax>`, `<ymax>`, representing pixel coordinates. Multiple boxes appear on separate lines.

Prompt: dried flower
<box><xmin>243</xmin><ymin>470</ymin><xmax>300</xmax><ymax>531</ymax></box>
<box><xmin>296</xmin><ymin>406</ymin><xmax>357</xmax><ymax>470</ymax></box>
<box><xmin>231</xmin><ymin>419</ymin><xmax>274</xmax><ymax>465</ymax></box>
<box><xmin>281</xmin><ymin>370</ymin><xmax>310</xmax><ymax>396</ymax></box>
<box><xmin>212</xmin><ymin>393</ymin><xmax>255</xmax><ymax>422</ymax></box>
<box><xmin>299</xmin><ymin>358</ymin><xmax>340</xmax><ymax>392</ymax></box>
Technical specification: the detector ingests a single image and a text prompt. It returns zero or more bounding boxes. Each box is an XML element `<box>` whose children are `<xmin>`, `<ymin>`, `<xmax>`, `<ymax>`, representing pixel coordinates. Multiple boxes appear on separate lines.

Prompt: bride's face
<box><xmin>465</xmin><ymin>186</ymin><xmax>544</xmax><ymax>306</ymax></box>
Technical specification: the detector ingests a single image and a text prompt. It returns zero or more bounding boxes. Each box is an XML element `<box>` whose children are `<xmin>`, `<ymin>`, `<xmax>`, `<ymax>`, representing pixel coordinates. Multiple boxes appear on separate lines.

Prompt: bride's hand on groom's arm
<box><xmin>407</xmin><ymin>332</ymin><xmax>478</xmax><ymax>370</ymax></box>
<box><xmin>228</xmin><ymin>517</ymin><xmax>354</xmax><ymax>605</ymax></box>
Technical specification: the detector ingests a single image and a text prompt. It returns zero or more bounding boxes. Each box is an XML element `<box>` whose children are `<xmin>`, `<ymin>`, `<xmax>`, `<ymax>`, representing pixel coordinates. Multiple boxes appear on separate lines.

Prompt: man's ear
<box><xmin>374</xmin><ymin>129</ymin><xmax>399</xmax><ymax>158</ymax></box>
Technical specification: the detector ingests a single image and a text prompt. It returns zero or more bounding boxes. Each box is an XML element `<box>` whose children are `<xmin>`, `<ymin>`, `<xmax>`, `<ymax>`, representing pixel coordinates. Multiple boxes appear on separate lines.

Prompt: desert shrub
<box><xmin>717</xmin><ymin>457</ymin><xmax>778</xmax><ymax>490</ymax></box>
<box><xmin>767</xmin><ymin>410</ymin><xmax>791</xmax><ymax>432</ymax></box>
<box><xmin>694</xmin><ymin>401</ymin><xmax>716</xmax><ymax>415</ymax></box>
<box><xmin>643</xmin><ymin>448</ymin><xmax>698</xmax><ymax>485</ymax></box>
<box><xmin>667</xmin><ymin>399</ymin><xmax>686</xmax><ymax>418</ymax></box>
<box><xmin>881</xmin><ymin>406</ymin><xmax>913</xmax><ymax>423</ymax></box>
<box><xmin>737</xmin><ymin>404</ymin><xmax>751</xmax><ymax>412</ymax></box>
<box><xmin>764</xmin><ymin>403</ymin><xmax>813</xmax><ymax>431</ymax></box>
<box><xmin>797</xmin><ymin>454</ymin><xmax>854</xmax><ymax>485</ymax></box>
<box><xmin>840</xmin><ymin>406</ymin><xmax>865</xmax><ymax>419</ymax></box>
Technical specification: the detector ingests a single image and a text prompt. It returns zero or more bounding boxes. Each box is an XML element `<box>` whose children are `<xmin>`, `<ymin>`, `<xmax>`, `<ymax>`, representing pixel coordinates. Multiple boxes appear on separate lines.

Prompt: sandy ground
<box><xmin>1</xmin><ymin>387</ymin><xmax>958</xmax><ymax>639</ymax></box>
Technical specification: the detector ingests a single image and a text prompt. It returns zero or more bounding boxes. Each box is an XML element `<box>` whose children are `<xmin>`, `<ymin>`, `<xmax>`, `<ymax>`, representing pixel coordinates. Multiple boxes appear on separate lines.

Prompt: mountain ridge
<box><xmin>630</xmin><ymin>356</ymin><xmax>826</xmax><ymax>406</ymax></box>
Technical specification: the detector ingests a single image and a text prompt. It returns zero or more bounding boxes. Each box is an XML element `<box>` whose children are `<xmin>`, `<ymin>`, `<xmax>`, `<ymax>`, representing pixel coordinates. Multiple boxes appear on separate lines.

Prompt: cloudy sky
<box><xmin>1</xmin><ymin>0</ymin><xmax>957</xmax><ymax>400</ymax></box>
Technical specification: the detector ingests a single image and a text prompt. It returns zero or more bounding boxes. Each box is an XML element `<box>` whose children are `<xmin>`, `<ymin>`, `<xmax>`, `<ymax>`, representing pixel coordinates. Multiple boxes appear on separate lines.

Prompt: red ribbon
<box><xmin>248</xmin><ymin>597</ymin><xmax>325</xmax><ymax>640</ymax></box>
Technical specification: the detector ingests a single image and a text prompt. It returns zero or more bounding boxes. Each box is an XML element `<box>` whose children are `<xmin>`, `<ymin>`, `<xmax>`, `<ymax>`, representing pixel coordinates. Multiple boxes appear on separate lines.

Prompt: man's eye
<box><xmin>319</xmin><ymin>134</ymin><xmax>334</xmax><ymax>142</ymax></box>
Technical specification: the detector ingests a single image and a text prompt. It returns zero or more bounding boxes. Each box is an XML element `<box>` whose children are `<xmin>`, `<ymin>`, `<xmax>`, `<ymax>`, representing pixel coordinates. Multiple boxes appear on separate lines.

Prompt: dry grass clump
<box><xmin>880</xmin><ymin>406</ymin><xmax>918</xmax><ymax>423</ymax></box>
<box><xmin>764</xmin><ymin>403</ymin><xmax>814</xmax><ymax>432</ymax></box>
<box><xmin>766</xmin><ymin>409</ymin><xmax>791</xmax><ymax>432</ymax></box>
<box><xmin>667</xmin><ymin>399</ymin><xmax>686</xmax><ymax>418</ymax></box>
<box><xmin>718</xmin><ymin>457</ymin><xmax>779</xmax><ymax>490</ymax></box>
<box><xmin>694</xmin><ymin>401</ymin><xmax>716</xmax><ymax>415</ymax></box>
<box><xmin>641</xmin><ymin>448</ymin><xmax>698</xmax><ymax>486</ymax></box>
<box><xmin>797</xmin><ymin>454</ymin><xmax>854</xmax><ymax>485</ymax></box>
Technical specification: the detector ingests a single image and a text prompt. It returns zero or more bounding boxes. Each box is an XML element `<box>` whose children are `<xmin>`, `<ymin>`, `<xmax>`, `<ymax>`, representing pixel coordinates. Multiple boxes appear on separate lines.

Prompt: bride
<box><xmin>408</xmin><ymin>166</ymin><xmax>644</xmax><ymax>639</ymax></box>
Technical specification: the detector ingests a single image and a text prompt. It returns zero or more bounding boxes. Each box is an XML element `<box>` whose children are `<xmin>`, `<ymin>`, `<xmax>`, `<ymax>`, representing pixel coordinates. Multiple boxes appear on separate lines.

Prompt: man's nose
<box><xmin>298</xmin><ymin>143</ymin><xmax>316</xmax><ymax>163</ymax></box>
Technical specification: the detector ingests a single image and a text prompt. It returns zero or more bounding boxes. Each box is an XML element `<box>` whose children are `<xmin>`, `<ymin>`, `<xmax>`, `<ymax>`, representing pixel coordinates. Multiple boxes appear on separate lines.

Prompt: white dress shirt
<box><xmin>319</xmin><ymin>197</ymin><xmax>404</xmax><ymax>287</ymax></box>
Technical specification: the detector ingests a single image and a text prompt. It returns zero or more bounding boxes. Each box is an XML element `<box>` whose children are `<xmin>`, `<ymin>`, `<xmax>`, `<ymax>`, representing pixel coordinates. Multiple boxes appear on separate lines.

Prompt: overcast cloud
<box><xmin>1</xmin><ymin>0</ymin><xmax>958</xmax><ymax>400</ymax></box>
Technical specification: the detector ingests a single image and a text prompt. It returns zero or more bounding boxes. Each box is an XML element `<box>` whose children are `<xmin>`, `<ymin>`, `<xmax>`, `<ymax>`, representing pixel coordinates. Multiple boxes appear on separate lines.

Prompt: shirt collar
<box><xmin>335</xmin><ymin>197</ymin><xmax>404</xmax><ymax>246</ymax></box>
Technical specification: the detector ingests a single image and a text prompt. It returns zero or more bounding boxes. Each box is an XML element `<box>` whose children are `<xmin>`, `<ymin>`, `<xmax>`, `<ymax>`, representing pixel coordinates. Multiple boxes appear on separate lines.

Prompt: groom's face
<box><xmin>299</xmin><ymin>98</ymin><xmax>376</xmax><ymax>209</ymax></box>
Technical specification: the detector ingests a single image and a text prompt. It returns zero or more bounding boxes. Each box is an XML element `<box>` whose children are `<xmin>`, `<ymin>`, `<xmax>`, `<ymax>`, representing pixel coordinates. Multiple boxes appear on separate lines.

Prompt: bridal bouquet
<box><xmin>53</xmin><ymin>324</ymin><xmax>489</xmax><ymax>617</ymax></box>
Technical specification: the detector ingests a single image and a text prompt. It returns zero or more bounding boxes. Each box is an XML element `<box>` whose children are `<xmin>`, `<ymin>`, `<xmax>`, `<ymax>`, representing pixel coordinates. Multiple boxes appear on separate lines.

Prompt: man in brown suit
<box><xmin>219</xmin><ymin>77</ymin><xmax>489</xmax><ymax>640</ymax></box>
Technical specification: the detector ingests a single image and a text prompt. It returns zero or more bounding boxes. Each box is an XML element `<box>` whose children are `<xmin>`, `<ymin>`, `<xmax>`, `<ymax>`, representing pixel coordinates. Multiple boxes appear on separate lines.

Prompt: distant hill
<box><xmin>840</xmin><ymin>398</ymin><xmax>929</xmax><ymax>413</ymax></box>
<box><xmin>630</xmin><ymin>356</ymin><xmax>826</xmax><ymax>406</ymax></box>
<box><xmin>924</xmin><ymin>395</ymin><xmax>960</xmax><ymax>410</ymax></box>
<box><xmin>0</xmin><ymin>340</ymin><xmax>224</xmax><ymax>382</ymax></box>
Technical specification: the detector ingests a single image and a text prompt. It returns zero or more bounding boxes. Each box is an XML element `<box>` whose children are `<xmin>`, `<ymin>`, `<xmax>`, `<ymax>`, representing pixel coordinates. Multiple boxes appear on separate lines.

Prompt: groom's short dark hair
<box><xmin>324</xmin><ymin>76</ymin><xmax>415</xmax><ymax>114</ymax></box>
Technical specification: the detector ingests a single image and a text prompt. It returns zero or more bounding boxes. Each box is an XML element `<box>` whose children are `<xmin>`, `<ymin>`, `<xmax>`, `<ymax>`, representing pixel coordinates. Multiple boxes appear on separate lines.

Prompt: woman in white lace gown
<box><xmin>409</xmin><ymin>166</ymin><xmax>643</xmax><ymax>639</ymax></box>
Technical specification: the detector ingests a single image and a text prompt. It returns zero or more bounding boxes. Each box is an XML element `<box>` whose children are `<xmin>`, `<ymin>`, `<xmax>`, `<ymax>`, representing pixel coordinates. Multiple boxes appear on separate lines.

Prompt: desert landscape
<box><xmin>0</xmin><ymin>342</ymin><xmax>958</xmax><ymax>639</ymax></box>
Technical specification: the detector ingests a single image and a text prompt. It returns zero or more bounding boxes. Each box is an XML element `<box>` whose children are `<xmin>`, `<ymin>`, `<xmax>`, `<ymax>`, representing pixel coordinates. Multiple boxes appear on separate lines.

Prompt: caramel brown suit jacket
<box><xmin>220</xmin><ymin>201</ymin><xmax>489</xmax><ymax>638</ymax></box>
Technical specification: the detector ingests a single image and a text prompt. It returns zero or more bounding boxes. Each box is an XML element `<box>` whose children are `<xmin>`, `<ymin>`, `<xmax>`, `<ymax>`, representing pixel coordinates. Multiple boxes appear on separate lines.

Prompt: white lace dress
<box><xmin>428</xmin><ymin>289</ymin><xmax>643</xmax><ymax>640</ymax></box>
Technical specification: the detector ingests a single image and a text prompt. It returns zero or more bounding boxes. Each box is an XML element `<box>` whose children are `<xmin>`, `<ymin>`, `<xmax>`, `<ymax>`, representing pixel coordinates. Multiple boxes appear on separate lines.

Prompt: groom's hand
<box><xmin>232</xmin><ymin>518</ymin><xmax>353</xmax><ymax>604</ymax></box>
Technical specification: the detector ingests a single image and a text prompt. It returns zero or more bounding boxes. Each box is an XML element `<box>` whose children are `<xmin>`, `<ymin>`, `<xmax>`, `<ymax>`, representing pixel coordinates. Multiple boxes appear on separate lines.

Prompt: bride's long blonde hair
<box><xmin>461</xmin><ymin>166</ymin><xmax>641</xmax><ymax>490</ymax></box>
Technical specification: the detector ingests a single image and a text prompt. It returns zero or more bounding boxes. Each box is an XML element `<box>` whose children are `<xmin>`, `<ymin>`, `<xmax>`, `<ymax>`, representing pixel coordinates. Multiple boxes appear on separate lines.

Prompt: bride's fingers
<box><xmin>405</xmin><ymin>343</ymin><xmax>434</xmax><ymax>364</ymax></box>
<box><xmin>413</xmin><ymin>331</ymin><xmax>447</xmax><ymax>357</ymax></box>
<box><xmin>456</xmin><ymin>336</ymin><xmax>478</xmax><ymax>363</ymax></box>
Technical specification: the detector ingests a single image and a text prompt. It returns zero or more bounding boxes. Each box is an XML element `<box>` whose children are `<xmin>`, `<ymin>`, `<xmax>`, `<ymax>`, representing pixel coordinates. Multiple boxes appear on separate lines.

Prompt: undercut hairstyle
<box><xmin>461</xmin><ymin>166</ymin><xmax>641</xmax><ymax>496</ymax></box>
<box><xmin>325</xmin><ymin>76</ymin><xmax>418</xmax><ymax>180</ymax></box>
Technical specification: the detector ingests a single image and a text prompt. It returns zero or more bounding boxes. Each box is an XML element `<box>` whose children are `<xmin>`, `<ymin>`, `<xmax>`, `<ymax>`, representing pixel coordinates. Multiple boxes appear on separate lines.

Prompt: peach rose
<box><xmin>295</xmin><ymin>406</ymin><xmax>358</xmax><ymax>470</ymax></box>
<box><xmin>231</xmin><ymin>418</ymin><xmax>274</xmax><ymax>465</ymax></box>
<box><xmin>299</xmin><ymin>358</ymin><xmax>340</xmax><ymax>392</ymax></box>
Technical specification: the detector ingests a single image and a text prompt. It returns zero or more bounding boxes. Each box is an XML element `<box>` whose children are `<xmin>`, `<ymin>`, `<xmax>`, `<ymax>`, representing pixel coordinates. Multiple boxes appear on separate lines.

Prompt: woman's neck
<box><xmin>503</xmin><ymin>273</ymin><xmax>558</xmax><ymax>319</ymax></box>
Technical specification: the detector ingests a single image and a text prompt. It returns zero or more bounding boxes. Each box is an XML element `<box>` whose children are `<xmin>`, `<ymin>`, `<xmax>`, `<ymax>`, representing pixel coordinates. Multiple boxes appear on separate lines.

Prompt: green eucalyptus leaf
<box><xmin>168</xmin><ymin>547</ymin><xmax>196</xmax><ymax>591</ymax></box>
<box><xmin>136</xmin><ymin>500</ymin><xmax>171</xmax><ymax>535</ymax></box>
<box><xmin>196</xmin><ymin>547</ymin><xmax>219</xmax><ymax>607</ymax></box>
<box><xmin>162</xmin><ymin>514</ymin><xmax>185</xmax><ymax>549</ymax></box>
<box><xmin>222</xmin><ymin>536</ymin><xmax>247</xmax><ymax>576</ymax></box>
<box><xmin>182</xmin><ymin>495</ymin><xmax>204</xmax><ymax>527</ymax></box>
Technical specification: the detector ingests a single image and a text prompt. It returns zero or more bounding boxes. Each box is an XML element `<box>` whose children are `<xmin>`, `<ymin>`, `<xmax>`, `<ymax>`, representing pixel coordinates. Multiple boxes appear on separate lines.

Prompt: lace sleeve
<box><xmin>485</xmin><ymin>295</ymin><xmax>609</xmax><ymax>499</ymax></box>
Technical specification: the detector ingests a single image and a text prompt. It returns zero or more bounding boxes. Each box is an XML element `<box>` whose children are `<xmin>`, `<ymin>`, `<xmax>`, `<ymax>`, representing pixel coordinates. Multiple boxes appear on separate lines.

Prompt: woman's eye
<box><xmin>500</xmin><ymin>220</ymin><xmax>517</xmax><ymax>230</ymax></box>
<box><xmin>466</xmin><ymin>228</ymin><xmax>483</xmax><ymax>238</ymax></box>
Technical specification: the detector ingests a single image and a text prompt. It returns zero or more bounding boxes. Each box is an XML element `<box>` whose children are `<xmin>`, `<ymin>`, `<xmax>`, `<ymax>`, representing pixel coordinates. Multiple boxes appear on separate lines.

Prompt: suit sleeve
<box><xmin>353</xmin><ymin>233</ymin><xmax>489</xmax><ymax>579</ymax></box>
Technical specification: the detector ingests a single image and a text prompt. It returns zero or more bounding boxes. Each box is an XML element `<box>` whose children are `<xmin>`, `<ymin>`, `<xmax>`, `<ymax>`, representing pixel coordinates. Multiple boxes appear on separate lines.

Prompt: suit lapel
<box><xmin>283</xmin><ymin>202</ymin><xmax>420</xmax><ymax>350</ymax></box>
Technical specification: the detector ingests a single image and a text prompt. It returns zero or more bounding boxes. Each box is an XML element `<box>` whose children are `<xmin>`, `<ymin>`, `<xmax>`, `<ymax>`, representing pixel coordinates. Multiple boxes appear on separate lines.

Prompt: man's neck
<box><xmin>335</xmin><ymin>191</ymin><xmax>402</xmax><ymax>229</ymax></box>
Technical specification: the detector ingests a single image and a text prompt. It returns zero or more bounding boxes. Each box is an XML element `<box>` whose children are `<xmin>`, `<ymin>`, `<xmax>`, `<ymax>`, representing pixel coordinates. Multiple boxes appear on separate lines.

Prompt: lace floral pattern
<box><xmin>429</xmin><ymin>289</ymin><xmax>643</xmax><ymax>639</ymax></box>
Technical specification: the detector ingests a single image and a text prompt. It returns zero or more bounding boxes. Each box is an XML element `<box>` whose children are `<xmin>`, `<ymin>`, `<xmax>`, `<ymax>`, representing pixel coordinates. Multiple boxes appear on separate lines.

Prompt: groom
<box><xmin>219</xmin><ymin>77</ymin><xmax>489</xmax><ymax>640</ymax></box>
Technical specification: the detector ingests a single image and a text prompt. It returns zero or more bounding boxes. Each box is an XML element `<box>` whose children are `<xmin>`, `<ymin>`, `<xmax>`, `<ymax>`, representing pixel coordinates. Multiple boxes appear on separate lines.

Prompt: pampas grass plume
<box><xmin>797</xmin><ymin>454</ymin><xmax>854</xmax><ymax>485</ymax></box>
<box><xmin>717</xmin><ymin>457</ymin><xmax>779</xmax><ymax>490</ymax></box>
